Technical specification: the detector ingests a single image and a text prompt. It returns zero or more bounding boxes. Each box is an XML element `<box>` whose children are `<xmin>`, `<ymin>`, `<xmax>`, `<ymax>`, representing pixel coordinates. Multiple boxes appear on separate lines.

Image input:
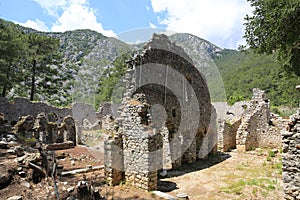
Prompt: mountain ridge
<box><xmin>1</xmin><ymin>18</ymin><xmax>299</xmax><ymax>109</ymax></box>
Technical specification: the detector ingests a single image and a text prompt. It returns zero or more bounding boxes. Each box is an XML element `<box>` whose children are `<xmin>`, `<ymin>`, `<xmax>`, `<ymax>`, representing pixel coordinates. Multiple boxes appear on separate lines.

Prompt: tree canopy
<box><xmin>0</xmin><ymin>19</ymin><xmax>63</xmax><ymax>103</ymax></box>
<box><xmin>244</xmin><ymin>0</ymin><xmax>300</xmax><ymax>75</ymax></box>
<box><xmin>0</xmin><ymin>20</ymin><xmax>25</xmax><ymax>97</ymax></box>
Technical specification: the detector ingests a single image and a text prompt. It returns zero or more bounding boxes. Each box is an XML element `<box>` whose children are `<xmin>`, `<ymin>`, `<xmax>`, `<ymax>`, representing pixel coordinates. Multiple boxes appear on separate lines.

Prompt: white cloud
<box><xmin>149</xmin><ymin>22</ymin><xmax>157</xmax><ymax>28</ymax></box>
<box><xmin>18</xmin><ymin>19</ymin><xmax>49</xmax><ymax>32</ymax></box>
<box><xmin>32</xmin><ymin>0</ymin><xmax>68</xmax><ymax>17</ymax></box>
<box><xmin>33</xmin><ymin>0</ymin><xmax>116</xmax><ymax>37</ymax></box>
<box><xmin>150</xmin><ymin>0</ymin><xmax>253</xmax><ymax>49</ymax></box>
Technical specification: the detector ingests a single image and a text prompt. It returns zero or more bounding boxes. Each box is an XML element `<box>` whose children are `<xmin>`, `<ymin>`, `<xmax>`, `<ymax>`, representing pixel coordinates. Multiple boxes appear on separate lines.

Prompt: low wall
<box><xmin>0</xmin><ymin>97</ymin><xmax>71</xmax><ymax>123</ymax></box>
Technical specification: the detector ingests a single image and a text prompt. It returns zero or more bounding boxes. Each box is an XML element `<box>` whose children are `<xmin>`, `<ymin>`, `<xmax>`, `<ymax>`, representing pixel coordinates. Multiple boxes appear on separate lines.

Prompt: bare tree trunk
<box><xmin>2</xmin><ymin>63</ymin><xmax>11</xmax><ymax>97</ymax></box>
<box><xmin>2</xmin><ymin>86</ymin><xmax>7</xmax><ymax>97</ymax></box>
<box><xmin>30</xmin><ymin>60</ymin><xmax>36</xmax><ymax>101</ymax></box>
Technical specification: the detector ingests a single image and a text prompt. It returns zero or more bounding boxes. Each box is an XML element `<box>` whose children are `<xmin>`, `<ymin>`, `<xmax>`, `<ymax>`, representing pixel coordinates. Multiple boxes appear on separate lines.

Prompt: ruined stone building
<box><xmin>217</xmin><ymin>88</ymin><xmax>282</xmax><ymax>152</ymax></box>
<box><xmin>104</xmin><ymin>34</ymin><xmax>217</xmax><ymax>190</ymax></box>
<box><xmin>0</xmin><ymin>97</ymin><xmax>111</xmax><ymax>147</ymax></box>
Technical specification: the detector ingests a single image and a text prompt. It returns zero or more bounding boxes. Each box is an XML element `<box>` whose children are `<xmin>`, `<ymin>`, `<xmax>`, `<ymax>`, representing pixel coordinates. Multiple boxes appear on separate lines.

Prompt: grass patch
<box><xmin>268</xmin><ymin>150</ymin><xmax>276</xmax><ymax>158</ymax></box>
<box><xmin>220</xmin><ymin>151</ymin><xmax>282</xmax><ymax>198</ymax></box>
<box><xmin>221</xmin><ymin>178</ymin><xmax>277</xmax><ymax>196</ymax></box>
<box><xmin>236</xmin><ymin>163</ymin><xmax>250</xmax><ymax>170</ymax></box>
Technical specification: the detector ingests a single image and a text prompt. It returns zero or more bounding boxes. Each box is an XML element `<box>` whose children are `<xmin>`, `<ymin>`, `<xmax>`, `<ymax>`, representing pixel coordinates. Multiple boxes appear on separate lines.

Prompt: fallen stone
<box><xmin>15</xmin><ymin>153</ymin><xmax>41</xmax><ymax>164</ymax></box>
<box><xmin>176</xmin><ymin>193</ymin><xmax>189</xmax><ymax>199</ymax></box>
<box><xmin>18</xmin><ymin>171</ymin><xmax>26</xmax><ymax>178</ymax></box>
<box><xmin>21</xmin><ymin>181</ymin><xmax>30</xmax><ymax>188</ymax></box>
<box><xmin>0</xmin><ymin>141</ymin><xmax>9</xmax><ymax>149</ymax></box>
<box><xmin>7</xmin><ymin>196</ymin><xmax>23</xmax><ymax>200</ymax></box>
<box><xmin>67</xmin><ymin>187</ymin><xmax>74</xmax><ymax>193</ymax></box>
<box><xmin>71</xmin><ymin>160</ymin><xmax>75</xmax><ymax>166</ymax></box>
<box><xmin>8</xmin><ymin>141</ymin><xmax>18</xmax><ymax>146</ymax></box>
<box><xmin>14</xmin><ymin>146</ymin><xmax>25</xmax><ymax>157</ymax></box>
<box><xmin>0</xmin><ymin>172</ymin><xmax>12</xmax><ymax>186</ymax></box>
<box><xmin>62</xmin><ymin>165</ymin><xmax>104</xmax><ymax>176</ymax></box>
<box><xmin>45</xmin><ymin>141</ymin><xmax>74</xmax><ymax>150</ymax></box>
<box><xmin>271</xmin><ymin>149</ymin><xmax>278</xmax><ymax>154</ymax></box>
<box><xmin>6</xmin><ymin>134</ymin><xmax>17</xmax><ymax>142</ymax></box>
<box><xmin>152</xmin><ymin>191</ymin><xmax>175</xmax><ymax>200</ymax></box>
<box><xmin>6</xmin><ymin>149</ymin><xmax>15</xmax><ymax>155</ymax></box>
<box><xmin>159</xmin><ymin>169</ymin><xmax>168</xmax><ymax>177</ymax></box>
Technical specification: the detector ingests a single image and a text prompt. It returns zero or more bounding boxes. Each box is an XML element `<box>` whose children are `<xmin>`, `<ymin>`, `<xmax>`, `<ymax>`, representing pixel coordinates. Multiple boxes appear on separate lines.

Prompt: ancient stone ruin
<box><xmin>10</xmin><ymin>114</ymin><xmax>77</xmax><ymax>150</ymax></box>
<box><xmin>217</xmin><ymin>88</ymin><xmax>282</xmax><ymax>152</ymax></box>
<box><xmin>282</xmin><ymin>96</ymin><xmax>300</xmax><ymax>199</ymax></box>
<box><xmin>236</xmin><ymin>88</ymin><xmax>281</xmax><ymax>151</ymax></box>
<box><xmin>104</xmin><ymin>34</ymin><xmax>217</xmax><ymax>190</ymax></box>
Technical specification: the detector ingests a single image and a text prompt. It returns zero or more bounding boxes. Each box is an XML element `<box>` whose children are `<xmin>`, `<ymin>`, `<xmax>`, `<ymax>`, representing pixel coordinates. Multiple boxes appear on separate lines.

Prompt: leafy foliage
<box><xmin>244</xmin><ymin>0</ymin><xmax>300</xmax><ymax>75</ymax></box>
<box><xmin>214</xmin><ymin>49</ymin><xmax>300</xmax><ymax>107</ymax></box>
<box><xmin>0</xmin><ymin>19</ymin><xmax>26</xmax><ymax>97</ymax></box>
<box><xmin>0</xmin><ymin>19</ymin><xmax>64</xmax><ymax>105</ymax></box>
<box><xmin>95</xmin><ymin>51</ymin><xmax>133</xmax><ymax>109</ymax></box>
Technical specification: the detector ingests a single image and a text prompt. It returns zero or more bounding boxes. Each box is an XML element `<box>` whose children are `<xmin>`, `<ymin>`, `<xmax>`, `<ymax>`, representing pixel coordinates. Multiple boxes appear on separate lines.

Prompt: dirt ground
<box><xmin>162</xmin><ymin>149</ymin><xmax>283</xmax><ymax>200</ymax></box>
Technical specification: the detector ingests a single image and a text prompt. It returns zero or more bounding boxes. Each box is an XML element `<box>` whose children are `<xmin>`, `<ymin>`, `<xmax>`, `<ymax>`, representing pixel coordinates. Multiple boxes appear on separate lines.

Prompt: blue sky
<box><xmin>0</xmin><ymin>0</ymin><xmax>253</xmax><ymax>49</ymax></box>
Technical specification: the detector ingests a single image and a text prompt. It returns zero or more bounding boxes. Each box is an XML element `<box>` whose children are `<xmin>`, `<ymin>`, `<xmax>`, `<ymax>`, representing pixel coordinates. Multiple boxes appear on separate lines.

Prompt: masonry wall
<box><xmin>0</xmin><ymin>97</ymin><xmax>104</xmax><ymax>127</ymax></box>
<box><xmin>104</xmin><ymin>34</ymin><xmax>217</xmax><ymax>190</ymax></box>
<box><xmin>0</xmin><ymin>97</ymin><xmax>71</xmax><ymax>123</ymax></box>
<box><xmin>128</xmin><ymin>34</ymin><xmax>215</xmax><ymax>164</ymax></box>
<box><xmin>236</xmin><ymin>89</ymin><xmax>271</xmax><ymax>151</ymax></box>
<box><xmin>218</xmin><ymin>118</ymin><xmax>241</xmax><ymax>152</ymax></box>
<box><xmin>282</xmin><ymin>109</ymin><xmax>300</xmax><ymax>199</ymax></box>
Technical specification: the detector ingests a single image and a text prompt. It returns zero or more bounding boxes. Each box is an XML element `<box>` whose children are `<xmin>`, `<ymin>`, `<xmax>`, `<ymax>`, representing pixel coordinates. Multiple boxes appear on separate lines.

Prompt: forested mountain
<box><xmin>214</xmin><ymin>49</ymin><xmax>300</xmax><ymax>107</ymax></box>
<box><xmin>1</xmin><ymin>19</ymin><xmax>299</xmax><ymax>110</ymax></box>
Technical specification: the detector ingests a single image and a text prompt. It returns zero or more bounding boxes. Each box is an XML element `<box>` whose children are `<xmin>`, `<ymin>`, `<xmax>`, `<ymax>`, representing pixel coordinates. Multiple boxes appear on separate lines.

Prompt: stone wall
<box><xmin>213</xmin><ymin>101</ymin><xmax>250</xmax><ymax>121</ymax></box>
<box><xmin>236</xmin><ymin>88</ymin><xmax>272</xmax><ymax>151</ymax></box>
<box><xmin>213</xmin><ymin>101</ymin><xmax>249</xmax><ymax>151</ymax></box>
<box><xmin>10</xmin><ymin>114</ymin><xmax>77</xmax><ymax>146</ymax></box>
<box><xmin>104</xmin><ymin>34</ymin><xmax>217</xmax><ymax>190</ymax></box>
<box><xmin>282</xmin><ymin>109</ymin><xmax>300</xmax><ymax>199</ymax></box>
<box><xmin>126</xmin><ymin>34</ymin><xmax>215</xmax><ymax>163</ymax></box>
<box><xmin>0</xmin><ymin>97</ymin><xmax>103</xmax><ymax>128</ymax></box>
<box><xmin>217</xmin><ymin>89</ymin><xmax>281</xmax><ymax>152</ymax></box>
<box><xmin>0</xmin><ymin>97</ymin><xmax>71</xmax><ymax>124</ymax></box>
<box><xmin>218</xmin><ymin>118</ymin><xmax>241</xmax><ymax>152</ymax></box>
<box><xmin>121</xmin><ymin>97</ymin><xmax>163</xmax><ymax>190</ymax></box>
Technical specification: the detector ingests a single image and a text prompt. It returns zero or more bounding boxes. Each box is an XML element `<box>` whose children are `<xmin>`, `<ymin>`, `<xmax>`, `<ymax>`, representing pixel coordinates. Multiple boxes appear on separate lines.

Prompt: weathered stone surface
<box><xmin>13</xmin><ymin>115</ymin><xmax>35</xmax><ymax>136</ymax></box>
<box><xmin>45</xmin><ymin>141</ymin><xmax>74</xmax><ymax>150</ymax></box>
<box><xmin>283</xmin><ymin>107</ymin><xmax>300</xmax><ymax>199</ymax></box>
<box><xmin>0</xmin><ymin>172</ymin><xmax>12</xmax><ymax>186</ymax></box>
<box><xmin>236</xmin><ymin>89</ymin><xmax>278</xmax><ymax>151</ymax></box>
<box><xmin>60</xmin><ymin>116</ymin><xmax>76</xmax><ymax>146</ymax></box>
<box><xmin>0</xmin><ymin>141</ymin><xmax>9</xmax><ymax>149</ymax></box>
<box><xmin>14</xmin><ymin>146</ymin><xmax>25</xmax><ymax>157</ymax></box>
<box><xmin>104</xmin><ymin>34</ymin><xmax>217</xmax><ymax>191</ymax></box>
<box><xmin>15</xmin><ymin>152</ymin><xmax>41</xmax><ymax>164</ymax></box>
<box><xmin>7</xmin><ymin>196</ymin><xmax>23</xmax><ymax>200</ymax></box>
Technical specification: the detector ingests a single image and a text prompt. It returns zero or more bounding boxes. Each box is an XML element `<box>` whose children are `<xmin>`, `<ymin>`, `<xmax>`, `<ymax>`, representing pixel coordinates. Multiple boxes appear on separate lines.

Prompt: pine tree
<box><xmin>0</xmin><ymin>19</ymin><xmax>25</xmax><ymax>97</ymax></box>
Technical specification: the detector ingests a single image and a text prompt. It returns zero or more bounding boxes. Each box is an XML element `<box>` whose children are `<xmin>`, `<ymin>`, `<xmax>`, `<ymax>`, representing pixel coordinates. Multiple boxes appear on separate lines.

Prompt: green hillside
<box><xmin>214</xmin><ymin>49</ymin><xmax>300</xmax><ymax>107</ymax></box>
